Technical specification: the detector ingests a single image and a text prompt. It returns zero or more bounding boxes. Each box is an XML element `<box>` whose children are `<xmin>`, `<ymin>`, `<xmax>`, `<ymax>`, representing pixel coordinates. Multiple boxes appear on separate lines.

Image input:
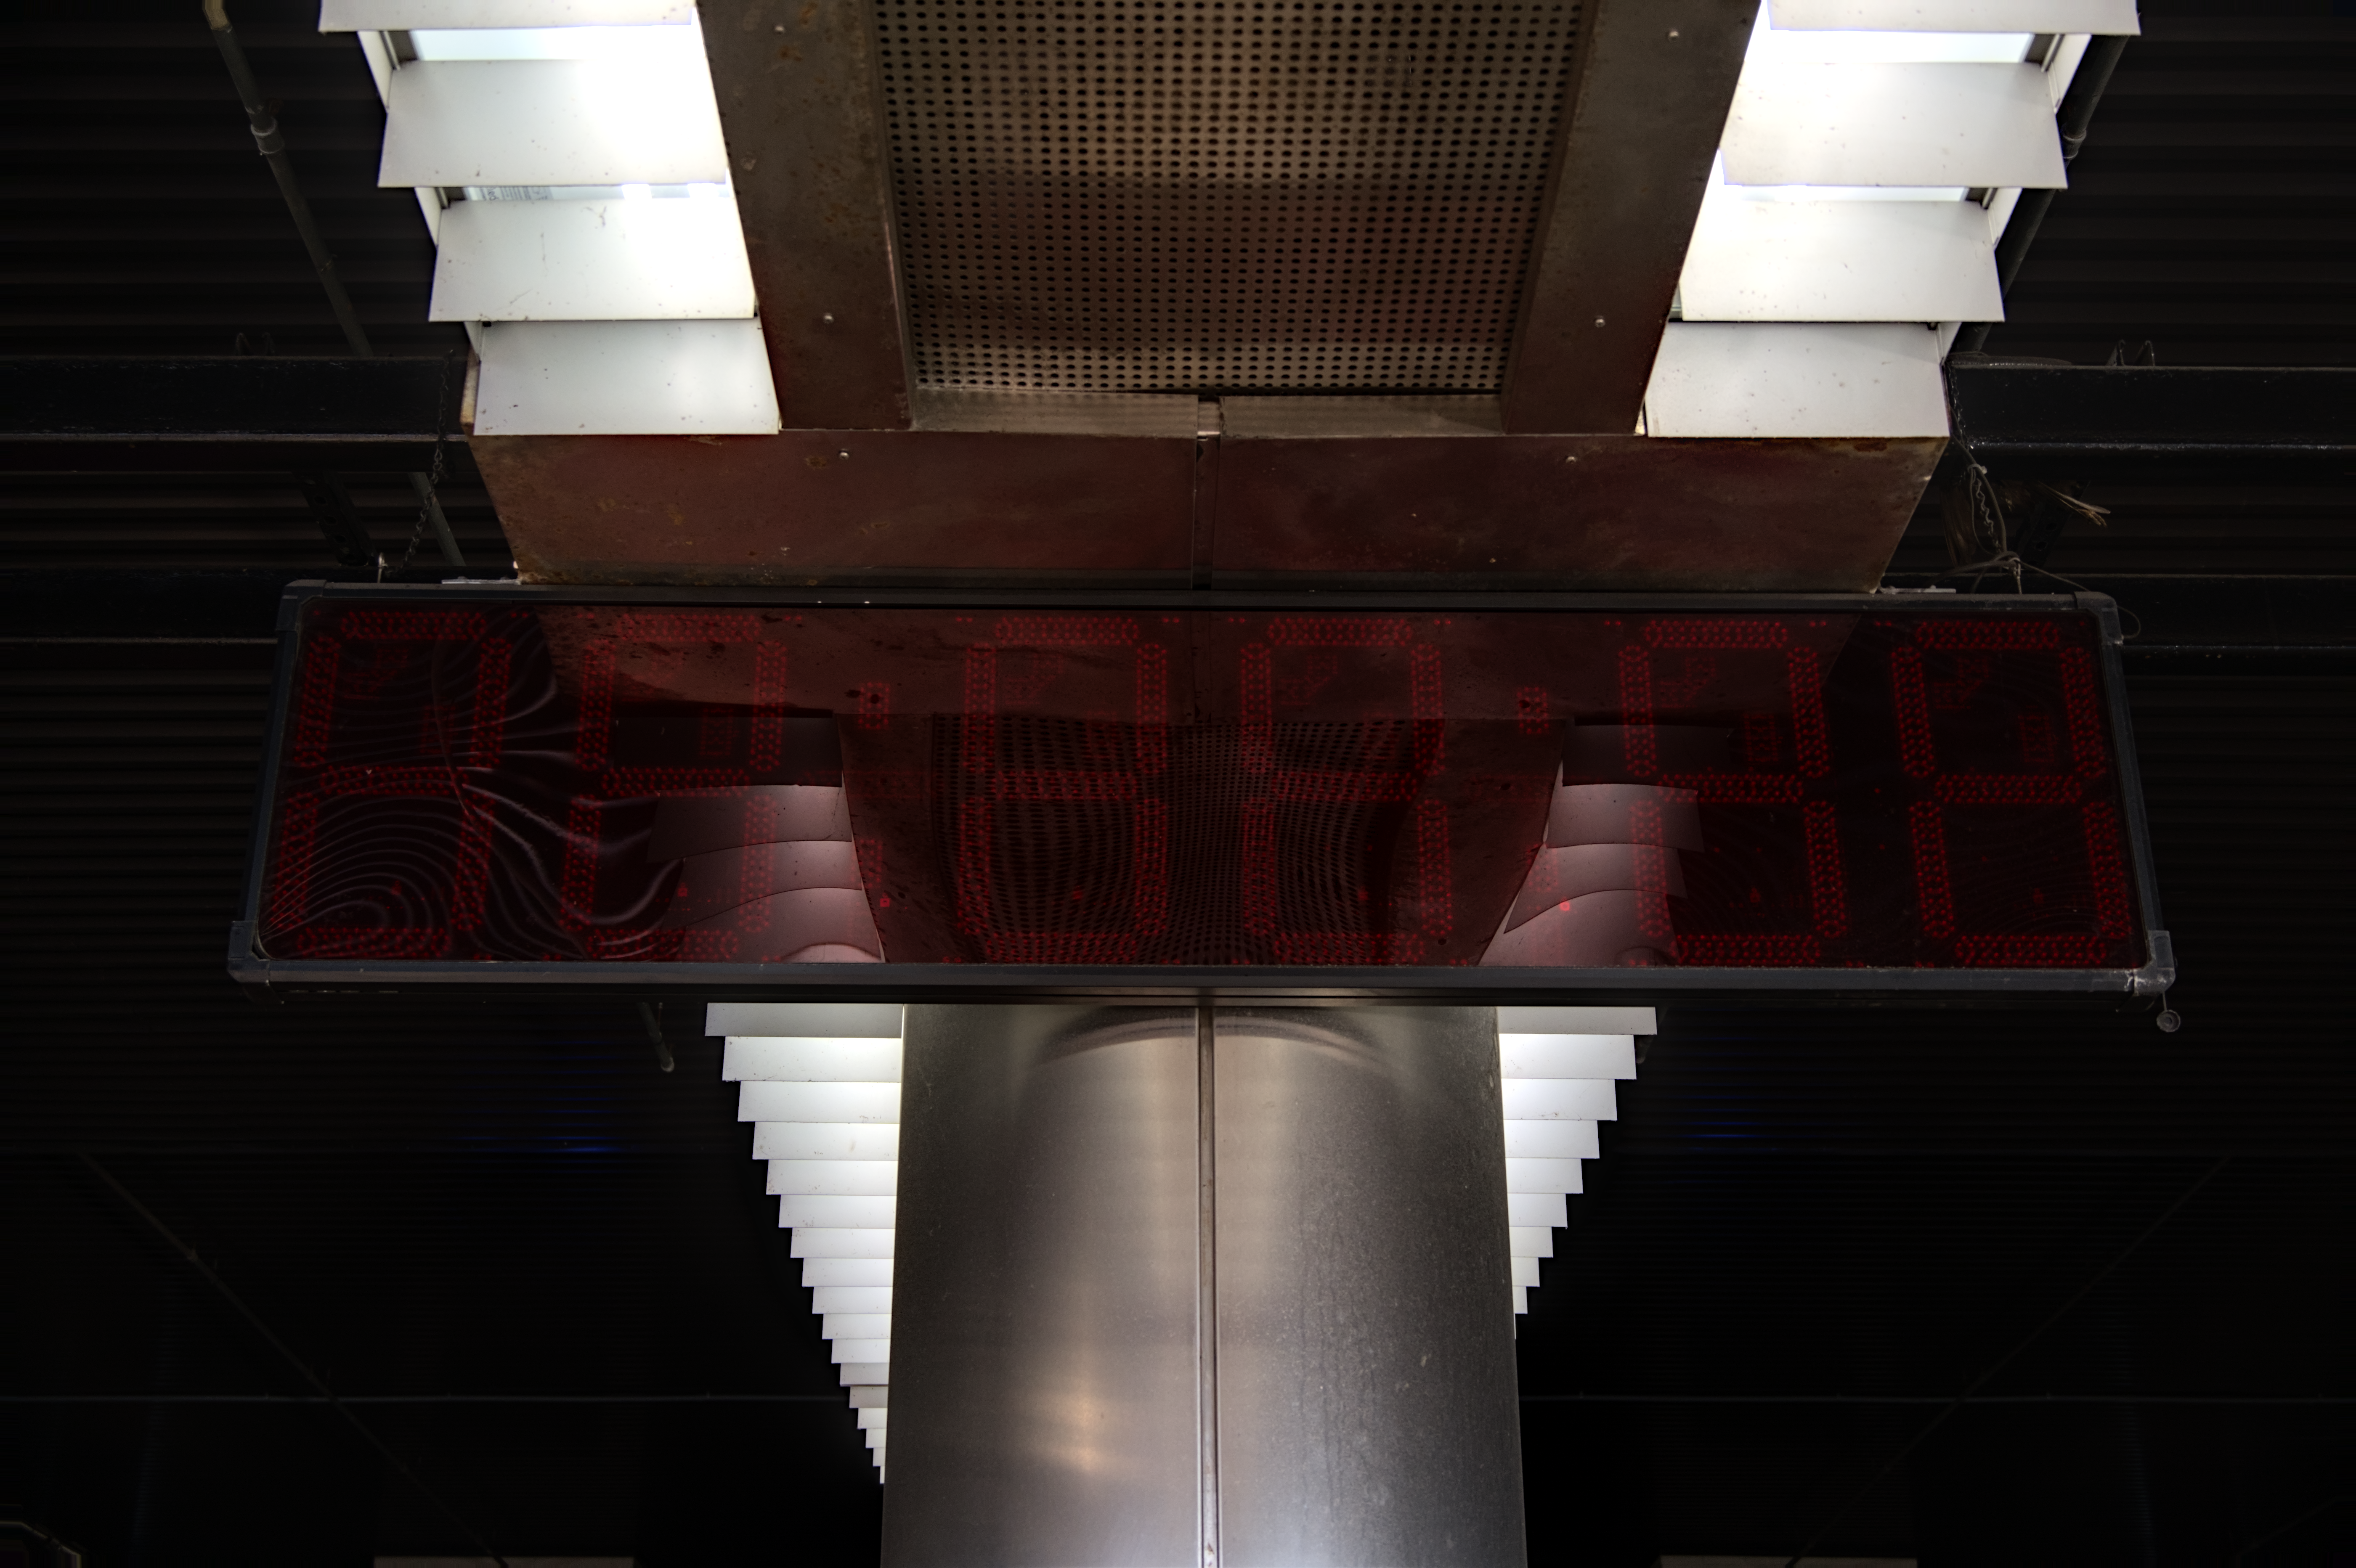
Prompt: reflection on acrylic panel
<box><xmin>256</xmin><ymin>597</ymin><xmax>2144</xmax><ymax>971</ymax></box>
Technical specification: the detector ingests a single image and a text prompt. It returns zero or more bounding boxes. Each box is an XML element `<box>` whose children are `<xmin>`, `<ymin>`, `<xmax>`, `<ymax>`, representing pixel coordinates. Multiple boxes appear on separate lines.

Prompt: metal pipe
<box><xmin>882</xmin><ymin>1004</ymin><xmax>1526</xmax><ymax>1567</ymax></box>
<box><xmin>1955</xmin><ymin>34</ymin><xmax>2132</xmax><ymax>357</ymax></box>
<box><xmin>204</xmin><ymin>0</ymin><xmax>466</xmax><ymax>570</ymax></box>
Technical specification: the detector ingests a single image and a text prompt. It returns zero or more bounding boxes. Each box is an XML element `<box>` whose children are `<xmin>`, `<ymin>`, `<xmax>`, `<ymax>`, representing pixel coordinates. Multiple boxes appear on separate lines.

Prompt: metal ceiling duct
<box><xmin>873</xmin><ymin>0</ymin><xmax>1584</xmax><ymax>394</ymax></box>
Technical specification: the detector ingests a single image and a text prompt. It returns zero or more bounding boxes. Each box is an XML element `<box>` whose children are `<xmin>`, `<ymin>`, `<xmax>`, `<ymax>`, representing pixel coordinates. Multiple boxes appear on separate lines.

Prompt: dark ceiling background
<box><xmin>2</xmin><ymin>0</ymin><xmax>2351</xmax><ymax>1564</ymax></box>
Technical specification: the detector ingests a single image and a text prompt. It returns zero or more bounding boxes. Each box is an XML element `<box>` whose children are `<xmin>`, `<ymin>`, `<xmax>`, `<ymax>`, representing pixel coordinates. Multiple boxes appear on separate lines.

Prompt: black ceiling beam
<box><xmin>1946</xmin><ymin>363</ymin><xmax>2356</xmax><ymax>471</ymax></box>
<box><xmin>9</xmin><ymin>357</ymin><xmax>2348</xmax><ymax>485</ymax></box>
<box><xmin>0</xmin><ymin>357</ymin><xmax>463</xmax><ymax>473</ymax></box>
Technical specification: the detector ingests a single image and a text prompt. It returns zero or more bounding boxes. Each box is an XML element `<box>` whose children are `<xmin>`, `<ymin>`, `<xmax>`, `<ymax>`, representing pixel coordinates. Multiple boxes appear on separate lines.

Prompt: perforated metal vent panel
<box><xmin>876</xmin><ymin>1</ymin><xmax>1583</xmax><ymax>394</ymax></box>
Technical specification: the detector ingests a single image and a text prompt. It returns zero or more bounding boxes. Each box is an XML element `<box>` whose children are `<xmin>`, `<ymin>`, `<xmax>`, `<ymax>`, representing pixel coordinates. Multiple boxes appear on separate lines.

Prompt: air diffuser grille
<box><xmin>875</xmin><ymin>1</ymin><xmax>1582</xmax><ymax>393</ymax></box>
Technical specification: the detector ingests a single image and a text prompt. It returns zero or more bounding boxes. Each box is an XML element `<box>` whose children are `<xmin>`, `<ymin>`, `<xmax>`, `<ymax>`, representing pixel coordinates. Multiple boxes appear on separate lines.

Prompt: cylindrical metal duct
<box><xmin>882</xmin><ymin>1003</ymin><xmax>1524</xmax><ymax>1568</ymax></box>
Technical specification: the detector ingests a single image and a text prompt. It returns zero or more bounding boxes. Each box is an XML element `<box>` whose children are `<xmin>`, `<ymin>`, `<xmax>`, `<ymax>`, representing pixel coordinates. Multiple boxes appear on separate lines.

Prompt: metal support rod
<box><xmin>1955</xmin><ymin>34</ymin><xmax>2131</xmax><ymax>357</ymax></box>
<box><xmin>1779</xmin><ymin>1155</ymin><xmax>2229</xmax><ymax>1567</ymax></box>
<box><xmin>78</xmin><ymin>1153</ymin><xmax>510</xmax><ymax>1568</ymax></box>
<box><xmin>1194</xmin><ymin>1002</ymin><xmax>1221</xmax><ymax>1568</ymax></box>
<box><xmin>204</xmin><ymin>0</ymin><xmax>466</xmax><ymax>570</ymax></box>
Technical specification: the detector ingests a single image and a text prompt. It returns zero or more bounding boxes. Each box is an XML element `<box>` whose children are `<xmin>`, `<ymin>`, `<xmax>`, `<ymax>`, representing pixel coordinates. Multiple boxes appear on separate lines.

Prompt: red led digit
<box><xmin>1239</xmin><ymin>800</ymin><xmax>1277</xmax><ymax>939</ymax></box>
<box><xmin>1664</xmin><ymin>775</ymin><xmax>1800</xmax><ymax>804</ymax></box>
<box><xmin>2060</xmin><ymin>646</ymin><xmax>2105</xmax><ymax>780</ymax></box>
<box><xmin>962</xmin><ymin>646</ymin><xmax>996</xmax><ymax>773</ymax></box>
<box><xmin>561</xmin><ymin>611</ymin><xmax>777</xmax><ymax>958</ymax></box>
<box><xmin>1889</xmin><ymin>647</ymin><xmax>1937</xmax><ymax>779</ymax></box>
<box><xmin>855</xmin><ymin>681</ymin><xmax>891</xmax><ymax>731</ymax></box>
<box><xmin>1934</xmin><ymin>774</ymin><xmax>2083</xmax><ymax>805</ymax></box>
<box><xmin>956</xmin><ymin>617</ymin><xmax>1167</xmax><ymax>961</ymax></box>
<box><xmin>1135</xmin><ymin>644</ymin><xmax>1167</xmax><ymax>775</ymax></box>
<box><xmin>271</xmin><ymin>610</ymin><xmax>508</xmax><ymax>957</ymax></box>
<box><xmin>1516</xmin><ymin>686</ymin><xmax>1549</xmax><ymax>735</ymax></box>
<box><xmin>747</xmin><ymin>645</ymin><xmax>791</xmax><ymax>769</ymax></box>
<box><xmin>1787</xmin><ymin>646</ymin><xmax>1831</xmax><ymax>777</ymax></box>
<box><xmin>1133</xmin><ymin>800</ymin><xmax>1170</xmax><ymax>936</ymax></box>
<box><xmin>992</xmin><ymin>771</ymin><xmax>1138</xmax><ymax>801</ymax></box>
<box><xmin>263</xmin><ymin>794</ymin><xmax>318</xmax><ymax>935</ymax></box>
<box><xmin>576</xmin><ymin>638</ymin><xmax>617</xmax><ymax>772</ymax></box>
<box><xmin>1272</xmin><ymin>771</ymin><xmax>1419</xmax><ymax>803</ymax></box>
<box><xmin>560</xmin><ymin>797</ymin><xmax>601</xmax><ymax>926</ymax></box>
<box><xmin>1901</xmin><ymin>622</ymin><xmax>2127</xmax><ymax>965</ymax></box>
<box><xmin>993</xmin><ymin>615</ymin><xmax>1140</xmax><ymax>646</ymax></box>
<box><xmin>1644</xmin><ymin>618</ymin><xmax>1788</xmax><ymax>650</ymax></box>
<box><xmin>291</xmin><ymin>631</ymin><xmax>340</xmax><ymax>768</ymax></box>
<box><xmin>1679</xmin><ymin>934</ymin><xmax>1820</xmax><ymax>964</ymax></box>
<box><xmin>1242</xmin><ymin>619</ymin><xmax>1448</xmax><ymax>962</ymax></box>
<box><xmin>1616</xmin><ymin>646</ymin><xmax>1656</xmax><ymax>777</ymax></box>
<box><xmin>1915</xmin><ymin>620</ymin><xmax>2057</xmax><ymax>651</ymax></box>
<box><xmin>1618</xmin><ymin>622</ymin><xmax>1835</xmax><ymax>967</ymax></box>
<box><xmin>955</xmin><ymin>799</ymin><xmax>992</xmax><ymax>937</ymax></box>
<box><xmin>1955</xmin><ymin>933</ymin><xmax>2105</xmax><ymax>966</ymax></box>
<box><xmin>1267</xmin><ymin>616</ymin><xmax>1412</xmax><ymax>647</ymax></box>
<box><xmin>1910</xmin><ymin>800</ymin><xmax>1955</xmax><ymax>940</ymax></box>
<box><xmin>1411</xmin><ymin>646</ymin><xmax>1444</xmax><ymax>773</ymax></box>
<box><xmin>1239</xmin><ymin>644</ymin><xmax>1272</xmax><ymax>776</ymax></box>
<box><xmin>613</xmin><ymin>610</ymin><xmax>764</xmax><ymax>644</ymax></box>
<box><xmin>1804</xmin><ymin>801</ymin><xmax>1847</xmax><ymax>940</ymax></box>
<box><xmin>1417</xmin><ymin>799</ymin><xmax>1452</xmax><ymax>941</ymax></box>
<box><xmin>2083</xmin><ymin>800</ymin><xmax>2132</xmax><ymax>938</ymax></box>
<box><xmin>1631</xmin><ymin>810</ymin><xmax>1676</xmax><ymax>948</ymax></box>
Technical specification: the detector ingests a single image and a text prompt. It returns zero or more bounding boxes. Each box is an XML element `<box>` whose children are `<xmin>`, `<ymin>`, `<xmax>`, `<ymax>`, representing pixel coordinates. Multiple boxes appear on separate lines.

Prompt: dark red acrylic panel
<box><xmin>255</xmin><ymin>598</ymin><xmax>2146</xmax><ymax>970</ymax></box>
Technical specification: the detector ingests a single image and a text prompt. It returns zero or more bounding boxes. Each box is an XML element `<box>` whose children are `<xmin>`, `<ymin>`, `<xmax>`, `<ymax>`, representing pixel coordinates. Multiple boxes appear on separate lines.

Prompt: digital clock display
<box><xmin>241</xmin><ymin>591</ymin><xmax>2156</xmax><ymax>985</ymax></box>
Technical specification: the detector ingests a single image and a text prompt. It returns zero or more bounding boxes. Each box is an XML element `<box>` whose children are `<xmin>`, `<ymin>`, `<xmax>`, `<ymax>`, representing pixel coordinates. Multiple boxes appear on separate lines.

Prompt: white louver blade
<box><xmin>1680</xmin><ymin>169</ymin><xmax>2004</xmax><ymax>323</ymax></box>
<box><xmin>1648</xmin><ymin>0</ymin><xmax>2132</xmax><ymax>418</ymax></box>
<box><xmin>712</xmin><ymin>1001</ymin><xmax>904</xmax><ymax>1475</ymax></box>
<box><xmin>473</xmin><ymin>320</ymin><xmax>780</xmax><ymax>436</ymax></box>
<box><xmin>1499</xmin><ymin>1006</ymin><xmax>1656</xmax><ymax>1316</ymax></box>
<box><xmin>1643</xmin><ymin>323</ymin><xmax>1950</xmax><ymax>440</ymax></box>
<box><xmin>334</xmin><ymin>2</ymin><xmax>780</xmax><ymax>432</ymax></box>
<box><xmin>321</xmin><ymin>0</ymin><xmax>694</xmax><ymax>24</ymax></box>
<box><xmin>1769</xmin><ymin>0</ymin><xmax>2139</xmax><ymax>31</ymax></box>
<box><xmin>1722</xmin><ymin>63</ymin><xmax>2066</xmax><ymax>189</ymax></box>
<box><xmin>429</xmin><ymin>193</ymin><xmax>756</xmax><ymax>322</ymax></box>
<box><xmin>379</xmin><ymin>58</ymin><xmax>727</xmax><ymax>188</ymax></box>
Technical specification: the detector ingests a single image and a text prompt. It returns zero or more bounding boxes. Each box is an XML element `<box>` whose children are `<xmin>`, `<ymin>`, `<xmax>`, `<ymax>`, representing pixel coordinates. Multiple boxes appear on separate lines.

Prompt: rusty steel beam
<box><xmin>472</xmin><ymin>425</ymin><xmax>1939</xmax><ymax>591</ymax></box>
<box><xmin>1501</xmin><ymin>0</ymin><xmax>1756</xmax><ymax>435</ymax></box>
<box><xmin>701</xmin><ymin>0</ymin><xmax>913</xmax><ymax>431</ymax></box>
<box><xmin>474</xmin><ymin>429</ymin><xmax>1198</xmax><ymax>584</ymax></box>
<box><xmin>1214</xmin><ymin>432</ymin><xmax>1942</xmax><ymax>591</ymax></box>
